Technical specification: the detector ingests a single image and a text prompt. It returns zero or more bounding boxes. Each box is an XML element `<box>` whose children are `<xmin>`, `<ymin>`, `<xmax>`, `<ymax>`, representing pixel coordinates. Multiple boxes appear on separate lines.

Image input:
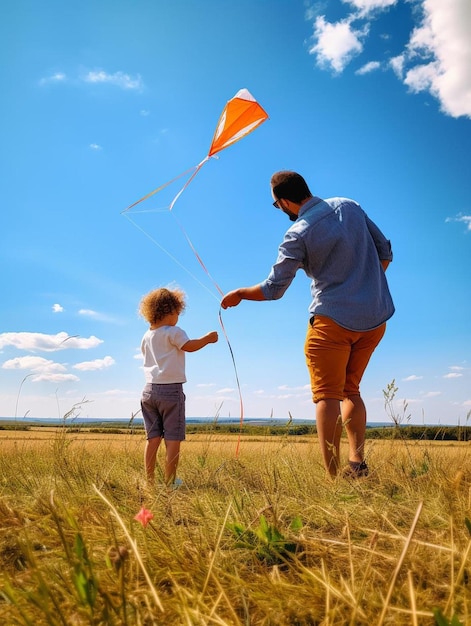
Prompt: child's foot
<box><xmin>166</xmin><ymin>477</ymin><xmax>184</xmax><ymax>490</ymax></box>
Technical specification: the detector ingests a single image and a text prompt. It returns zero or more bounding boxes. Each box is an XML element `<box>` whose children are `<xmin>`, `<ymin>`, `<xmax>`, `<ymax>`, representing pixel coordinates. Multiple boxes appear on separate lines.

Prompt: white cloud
<box><xmin>2</xmin><ymin>356</ymin><xmax>65</xmax><ymax>372</ymax></box>
<box><xmin>446</xmin><ymin>214</ymin><xmax>471</xmax><ymax>231</ymax></box>
<box><xmin>422</xmin><ymin>391</ymin><xmax>442</xmax><ymax>398</ymax></box>
<box><xmin>83</xmin><ymin>70</ymin><xmax>144</xmax><ymax>91</ymax></box>
<box><xmin>73</xmin><ymin>356</ymin><xmax>115</xmax><ymax>371</ymax></box>
<box><xmin>79</xmin><ymin>309</ymin><xmax>99</xmax><ymax>317</ymax></box>
<box><xmin>1</xmin><ymin>355</ymin><xmax>79</xmax><ymax>383</ymax></box>
<box><xmin>356</xmin><ymin>60</ymin><xmax>381</xmax><ymax>74</ymax></box>
<box><xmin>39</xmin><ymin>68</ymin><xmax>144</xmax><ymax>92</ymax></box>
<box><xmin>309</xmin><ymin>16</ymin><xmax>367</xmax><ymax>73</ymax></box>
<box><xmin>402</xmin><ymin>375</ymin><xmax>423</xmax><ymax>381</ymax></box>
<box><xmin>52</xmin><ymin>304</ymin><xmax>64</xmax><ymax>313</ymax></box>
<box><xmin>101</xmin><ymin>389</ymin><xmax>132</xmax><ymax>397</ymax></box>
<box><xmin>32</xmin><ymin>373</ymin><xmax>79</xmax><ymax>383</ymax></box>
<box><xmin>443</xmin><ymin>372</ymin><xmax>463</xmax><ymax>379</ymax></box>
<box><xmin>78</xmin><ymin>309</ymin><xmax>117</xmax><ymax>322</ymax></box>
<box><xmin>402</xmin><ymin>0</ymin><xmax>471</xmax><ymax>118</ymax></box>
<box><xmin>307</xmin><ymin>0</ymin><xmax>471</xmax><ymax>118</ymax></box>
<box><xmin>89</xmin><ymin>143</ymin><xmax>102</xmax><ymax>151</ymax></box>
<box><xmin>0</xmin><ymin>331</ymin><xmax>103</xmax><ymax>352</ymax></box>
<box><xmin>403</xmin><ymin>61</ymin><xmax>439</xmax><ymax>92</ymax></box>
<box><xmin>345</xmin><ymin>0</ymin><xmax>397</xmax><ymax>13</ymax></box>
<box><xmin>39</xmin><ymin>72</ymin><xmax>67</xmax><ymax>86</ymax></box>
<box><xmin>390</xmin><ymin>54</ymin><xmax>405</xmax><ymax>78</ymax></box>
<box><xmin>278</xmin><ymin>384</ymin><xmax>311</xmax><ymax>392</ymax></box>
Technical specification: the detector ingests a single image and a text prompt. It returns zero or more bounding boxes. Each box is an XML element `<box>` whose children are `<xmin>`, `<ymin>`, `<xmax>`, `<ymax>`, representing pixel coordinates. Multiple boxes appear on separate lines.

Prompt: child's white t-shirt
<box><xmin>141</xmin><ymin>326</ymin><xmax>190</xmax><ymax>384</ymax></box>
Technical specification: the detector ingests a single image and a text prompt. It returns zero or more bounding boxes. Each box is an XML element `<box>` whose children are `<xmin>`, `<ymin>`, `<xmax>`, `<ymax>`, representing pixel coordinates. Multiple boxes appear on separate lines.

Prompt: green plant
<box><xmin>433</xmin><ymin>609</ymin><xmax>464</xmax><ymax>625</ymax></box>
<box><xmin>383</xmin><ymin>379</ymin><xmax>411</xmax><ymax>432</ymax></box>
<box><xmin>227</xmin><ymin>514</ymin><xmax>302</xmax><ymax>565</ymax></box>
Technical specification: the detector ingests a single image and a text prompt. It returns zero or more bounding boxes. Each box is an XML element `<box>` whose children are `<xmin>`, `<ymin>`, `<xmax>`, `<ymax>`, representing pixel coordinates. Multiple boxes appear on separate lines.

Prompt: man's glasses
<box><xmin>273</xmin><ymin>199</ymin><xmax>282</xmax><ymax>209</ymax></box>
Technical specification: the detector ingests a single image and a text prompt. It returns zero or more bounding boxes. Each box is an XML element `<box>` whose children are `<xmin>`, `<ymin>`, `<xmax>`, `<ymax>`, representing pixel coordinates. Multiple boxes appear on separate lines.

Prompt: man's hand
<box><xmin>221</xmin><ymin>289</ymin><xmax>242</xmax><ymax>309</ymax></box>
<box><xmin>221</xmin><ymin>285</ymin><xmax>266</xmax><ymax>309</ymax></box>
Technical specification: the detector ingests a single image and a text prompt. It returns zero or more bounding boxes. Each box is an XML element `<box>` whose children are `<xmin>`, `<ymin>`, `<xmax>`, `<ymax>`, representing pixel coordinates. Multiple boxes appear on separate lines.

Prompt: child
<box><xmin>139</xmin><ymin>287</ymin><xmax>218</xmax><ymax>487</ymax></box>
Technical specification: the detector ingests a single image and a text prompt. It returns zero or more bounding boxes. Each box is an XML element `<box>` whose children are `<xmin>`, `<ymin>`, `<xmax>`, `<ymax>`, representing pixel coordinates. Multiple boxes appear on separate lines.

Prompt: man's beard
<box><xmin>283</xmin><ymin>208</ymin><xmax>298</xmax><ymax>222</ymax></box>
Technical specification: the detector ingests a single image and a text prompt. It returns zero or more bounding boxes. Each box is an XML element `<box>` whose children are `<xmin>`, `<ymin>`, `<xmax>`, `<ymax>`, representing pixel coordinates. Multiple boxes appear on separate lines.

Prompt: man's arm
<box><xmin>381</xmin><ymin>259</ymin><xmax>390</xmax><ymax>271</ymax></box>
<box><xmin>221</xmin><ymin>285</ymin><xmax>266</xmax><ymax>309</ymax></box>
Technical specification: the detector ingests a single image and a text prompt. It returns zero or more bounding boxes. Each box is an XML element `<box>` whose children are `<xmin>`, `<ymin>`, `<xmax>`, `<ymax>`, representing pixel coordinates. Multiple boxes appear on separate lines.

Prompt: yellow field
<box><xmin>1</xmin><ymin>428</ymin><xmax>470</xmax><ymax>624</ymax></box>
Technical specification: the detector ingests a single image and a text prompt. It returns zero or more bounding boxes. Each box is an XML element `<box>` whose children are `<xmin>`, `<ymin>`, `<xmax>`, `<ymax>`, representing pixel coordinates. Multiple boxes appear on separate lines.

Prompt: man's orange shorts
<box><xmin>304</xmin><ymin>315</ymin><xmax>386</xmax><ymax>403</ymax></box>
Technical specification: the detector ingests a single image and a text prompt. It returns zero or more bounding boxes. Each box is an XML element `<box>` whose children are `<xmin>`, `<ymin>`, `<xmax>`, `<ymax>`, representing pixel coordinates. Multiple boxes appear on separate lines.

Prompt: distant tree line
<box><xmin>1</xmin><ymin>422</ymin><xmax>470</xmax><ymax>441</ymax></box>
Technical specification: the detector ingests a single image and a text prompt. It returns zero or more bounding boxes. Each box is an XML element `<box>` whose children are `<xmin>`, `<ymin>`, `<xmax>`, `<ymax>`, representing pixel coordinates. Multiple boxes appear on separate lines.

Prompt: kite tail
<box><xmin>171</xmin><ymin>214</ymin><xmax>224</xmax><ymax>298</ymax></box>
<box><xmin>121</xmin><ymin>164</ymin><xmax>200</xmax><ymax>214</ymax></box>
<box><xmin>169</xmin><ymin>156</ymin><xmax>211</xmax><ymax>211</ymax></box>
<box><xmin>122</xmin><ymin>213</ymin><xmax>219</xmax><ymax>301</ymax></box>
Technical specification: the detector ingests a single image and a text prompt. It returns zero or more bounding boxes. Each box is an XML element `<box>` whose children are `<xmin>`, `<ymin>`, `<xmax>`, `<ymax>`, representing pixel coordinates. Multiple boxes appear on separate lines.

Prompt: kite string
<box><xmin>122</xmin><ymin>213</ymin><xmax>220</xmax><ymax>302</ymax></box>
<box><xmin>170</xmin><ymin>212</ymin><xmax>245</xmax><ymax>457</ymax></box>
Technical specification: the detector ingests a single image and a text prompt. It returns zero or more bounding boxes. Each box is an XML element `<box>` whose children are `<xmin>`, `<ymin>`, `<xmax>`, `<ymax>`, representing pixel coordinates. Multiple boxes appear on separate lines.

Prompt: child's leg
<box><xmin>164</xmin><ymin>440</ymin><xmax>181</xmax><ymax>484</ymax></box>
<box><xmin>145</xmin><ymin>436</ymin><xmax>162</xmax><ymax>483</ymax></box>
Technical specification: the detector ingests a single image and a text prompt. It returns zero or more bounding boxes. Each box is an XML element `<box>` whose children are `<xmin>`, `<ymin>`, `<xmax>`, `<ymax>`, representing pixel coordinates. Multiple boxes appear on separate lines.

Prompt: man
<box><xmin>221</xmin><ymin>171</ymin><xmax>394</xmax><ymax>478</ymax></box>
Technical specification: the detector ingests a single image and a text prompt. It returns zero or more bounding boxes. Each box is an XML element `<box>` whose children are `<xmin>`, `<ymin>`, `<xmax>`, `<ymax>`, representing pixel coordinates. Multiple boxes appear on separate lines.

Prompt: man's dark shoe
<box><xmin>342</xmin><ymin>460</ymin><xmax>369</xmax><ymax>478</ymax></box>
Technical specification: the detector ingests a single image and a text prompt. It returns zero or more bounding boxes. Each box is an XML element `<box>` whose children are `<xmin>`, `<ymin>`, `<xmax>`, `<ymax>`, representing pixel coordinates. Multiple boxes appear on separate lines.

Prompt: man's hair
<box><xmin>139</xmin><ymin>287</ymin><xmax>186</xmax><ymax>325</ymax></box>
<box><xmin>270</xmin><ymin>171</ymin><xmax>312</xmax><ymax>203</ymax></box>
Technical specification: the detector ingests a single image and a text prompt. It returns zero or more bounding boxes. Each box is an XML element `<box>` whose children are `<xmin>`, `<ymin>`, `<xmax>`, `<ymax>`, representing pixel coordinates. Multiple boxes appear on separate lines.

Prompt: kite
<box><xmin>122</xmin><ymin>88</ymin><xmax>269</xmax><ymax>457</ymax></box>
<box><xmin>122</xmin><ymin>88</ymin><xmax>268</xmax><ymax>214</ymax></box>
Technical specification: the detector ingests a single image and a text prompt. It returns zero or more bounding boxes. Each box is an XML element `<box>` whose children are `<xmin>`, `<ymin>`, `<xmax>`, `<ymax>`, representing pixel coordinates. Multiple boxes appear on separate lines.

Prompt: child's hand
<box><xmin>207</xmin><ymin>331</ymin><xmax>219</xmax><ymax>343</ymax></box>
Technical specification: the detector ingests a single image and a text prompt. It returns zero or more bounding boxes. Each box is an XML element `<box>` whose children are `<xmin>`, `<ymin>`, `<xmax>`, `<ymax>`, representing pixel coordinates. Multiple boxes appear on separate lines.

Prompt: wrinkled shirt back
<box><xmin>260</xmin><ymin>196</ymin><xmax>395</xmax><ymax>331</ymax></box>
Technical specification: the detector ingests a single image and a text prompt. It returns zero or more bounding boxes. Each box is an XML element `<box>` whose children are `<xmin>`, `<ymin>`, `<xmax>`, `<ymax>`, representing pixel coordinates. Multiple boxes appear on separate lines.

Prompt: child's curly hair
<box><xmin>139</xmin><ymin>287</ymin><xmax>186</xmax><ymax>326</ymax></box>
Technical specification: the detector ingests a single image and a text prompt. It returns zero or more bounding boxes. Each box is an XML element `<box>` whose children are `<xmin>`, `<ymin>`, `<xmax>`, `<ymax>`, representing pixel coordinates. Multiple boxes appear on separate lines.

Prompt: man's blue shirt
<box><xmin>260</xmin><ymin>196</ymin><xmax>395</xmax><ymax>331</ymax></box>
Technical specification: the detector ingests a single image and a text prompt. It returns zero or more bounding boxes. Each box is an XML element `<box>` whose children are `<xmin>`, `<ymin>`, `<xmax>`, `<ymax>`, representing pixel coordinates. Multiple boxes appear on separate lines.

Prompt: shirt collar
<box><xmin>298</xmin><ymin>196</ymin><xmax>323</xmax><ymax>219</ymax></box>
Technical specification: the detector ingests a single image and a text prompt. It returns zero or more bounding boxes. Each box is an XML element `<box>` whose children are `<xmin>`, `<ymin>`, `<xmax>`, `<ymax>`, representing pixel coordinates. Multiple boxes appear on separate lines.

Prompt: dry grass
<box><xmin>0</xmin><ymin>427</ymin><xmax>470</xmax><ymax>625</ymax></box>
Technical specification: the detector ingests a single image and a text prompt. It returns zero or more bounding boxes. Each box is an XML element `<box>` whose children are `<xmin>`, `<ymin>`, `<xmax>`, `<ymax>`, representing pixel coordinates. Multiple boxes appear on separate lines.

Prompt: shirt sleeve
<box><xmin>168</xmin><ymin>326</ymin><xmax>190</xmax><ymax>349</ymax></box>
<box><xmin>365</xmin><ymin>215</ymin><xmax>393</xmax><ymax>261</ymax></box>
<box><xmin>260</xmin><ymin>231</ymin><xmax>304</xmax><ymax>300</ymax></box>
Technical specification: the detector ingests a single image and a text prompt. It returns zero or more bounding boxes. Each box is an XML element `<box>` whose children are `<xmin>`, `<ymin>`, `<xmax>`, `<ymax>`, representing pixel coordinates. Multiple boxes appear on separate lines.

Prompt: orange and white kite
<box><xmin>122</xmin><ymin>88</ymin><xmax>268</xmax><ymax>213</ymax></box>
<box><xmin>208</xmin><ymin>87</ymin><xmax>269</xmax><ymax>157</ymax></box>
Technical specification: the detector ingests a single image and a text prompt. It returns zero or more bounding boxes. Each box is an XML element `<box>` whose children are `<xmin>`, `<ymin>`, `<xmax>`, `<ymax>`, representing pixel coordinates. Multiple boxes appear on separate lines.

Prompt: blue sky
<box><xmin>1</xmin><ymin>0</ymin><xmax>470</xmax><ymax>425</ymax></box>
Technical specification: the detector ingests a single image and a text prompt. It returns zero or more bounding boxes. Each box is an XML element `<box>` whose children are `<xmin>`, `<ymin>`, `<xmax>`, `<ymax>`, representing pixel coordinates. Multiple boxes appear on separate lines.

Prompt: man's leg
<box><xmin>342</xmin><ymin>323</ymin><xmax>387</xmax><ymax>474</ymax></box>
<box><xmin>341</xmin><ymin>395</ymin><xmax>366</xmax><ymax>463</ymax></box>
<box><xmin>315</xmin><ymin>399</ymin><xmax>342</xmax><ymax>477</ymax></box>
<box><xmin>305</xmin><ymin>316</ymin><xmax>351</xmax><ymax>478</ymax></box>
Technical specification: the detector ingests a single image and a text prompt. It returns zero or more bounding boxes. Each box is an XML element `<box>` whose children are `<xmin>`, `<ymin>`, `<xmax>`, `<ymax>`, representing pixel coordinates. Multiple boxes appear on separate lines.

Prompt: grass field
<box><xmin>0</xmin><ymin>427</ymin><xmax>470</xmax><ymax>625</ymax></box>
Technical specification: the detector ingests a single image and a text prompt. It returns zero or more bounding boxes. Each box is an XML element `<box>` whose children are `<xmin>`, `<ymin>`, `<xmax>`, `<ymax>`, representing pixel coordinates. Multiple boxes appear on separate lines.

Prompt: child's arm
<box><xmin>182</xmin><ymin>331</ymin><xmax>218</xmax><ymax>353</ymax></box>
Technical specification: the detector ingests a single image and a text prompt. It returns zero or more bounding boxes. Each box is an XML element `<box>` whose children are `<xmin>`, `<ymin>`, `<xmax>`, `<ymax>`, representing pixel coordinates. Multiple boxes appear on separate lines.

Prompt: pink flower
<box><xmin>134</xmin><ymin>507</ymin><xmax>154</xmax><ymax>527</ymax></box>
